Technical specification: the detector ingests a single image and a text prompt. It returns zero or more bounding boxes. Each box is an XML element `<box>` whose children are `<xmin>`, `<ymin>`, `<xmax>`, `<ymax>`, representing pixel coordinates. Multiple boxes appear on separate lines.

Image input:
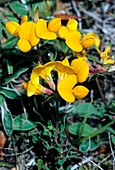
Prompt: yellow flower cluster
<box><xmin>5</xmin><ymin>15</ymin><xmax>98</xmax><ymax>102</ymax></box>
<box><xmin>6</xmin><ymin>16</ymin><xmax>95</xmax><ymax>53</ymax></box>
<box><xmin>6</xmin><ymin>15</ymin><xmax>61</xmax><ymax>52</ymax></box>
<box><xmin>22</xmin><ymin>58</ymin><xmax>89</xmax><ymax>103</ymax></box>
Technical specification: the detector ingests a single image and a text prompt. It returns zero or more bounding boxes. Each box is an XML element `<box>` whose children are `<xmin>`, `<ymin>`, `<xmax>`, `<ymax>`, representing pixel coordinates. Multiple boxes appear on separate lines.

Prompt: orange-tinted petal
<box><xmin>22</xmin><ymin>82</ymin><xmax>28</xmax><ymax>90</ymax></box>
<box><xmin>48</xmin><ymin>18</ymin><xmax>61</xmax><ymax>32</ymax></box>
<box><xmin>21</xmin><ymin>15</ymin><xmax>28</xmax><ymax>24</ymax></box>
<box><xmin>29</xmin><ymin>23</ymin><xmax>40</xmax><ymax>46</ymax></box>
<box><xmin>18</xmin><ymin>22</ymin><xmax>33</xmax><ymax>39</ymax></box>
<box><xmin>6</xmin><ymin>21</ymin><xmax>20</xmax><ymax>36</ymax></box>
<box><xmin>71</xmin><ymin>59</ymin><xmax>89</xmax><ymax>83</ymax></box>
<box><xmin>17</xmin><ymin>39</ymin><xmax>31</xmax><ymax>52</ymax></box>
<box><xmin>18</xmin><ymin>22</ymin><xmax>39</xmax><ymax>46</ymax></box>
<box><xmin>81</xmin><ymin>33</ymin><xmax>95</xmax><ymax>48</ymax></box>
<box><xmin>90</xmin><ymin>32</ymin><xmax>100</xmax><ymax>47</ymax></box>
<box><xmin>57</xmin><ymin>75</ymin><xmax>77</xmax><ymax>102</ymax></box>
<box><xmin>61</xmin><ymin>58</ymin><xmax>70</xmax><ymax>66</ymax></box>
<box><xmin>72</xmin><ymin>85</ymin><xmax>89</xmax><ymax>99</ymax></box>
<box><xmin>66</xmin><ymin>19</ymin><xmax>78</xmax><ymax>31</ymax></box>
<box><xmin>36</xmin><ymin>19</ymin><xmax>56</xmax><ymax>40</ymax></box>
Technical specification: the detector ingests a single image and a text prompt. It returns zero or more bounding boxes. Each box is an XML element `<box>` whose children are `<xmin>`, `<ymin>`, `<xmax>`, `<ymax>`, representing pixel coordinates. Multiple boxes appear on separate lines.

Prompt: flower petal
<box><xmin>66</xmin><ymin>19</ymin><xmax>78</xmax><ymax>31</ymax></box>
<box><xmin>57</xmin><ymin>75</ymin><xmax>77</xmax><ymax>102</ymax></box>
<box><xmin>6</xmin><ymin>21</ymin><xmax>20</xmax><ymax>36</ymax></box>
<box><xmin>58</xmin><ymin>26</ymin><xmax>69</xmax><ymax>38</ymax></box>
<box><xmin>72</xmin><ymin>85</ymin><xmax>89</xmax><ymax>99</ymax></box>
<box><xmin>62</xmin><ymin>58</ymin><xmax>70</xmax><ymax>66</ymax></box>
<box><xmin>71</xmin><ymin>59</ymin><xmax>89</xmax><ymax>83</ymax></box>
<box><xmin>90</xmin><ymin>32</ymin><xmax>100</xmax><ymax>47</ymax></box>
<box><xmin>48</xmin><ymin>18</ymin><xmax>61</xmax><ymax>32</ymax></box>
<box><xmin>55</xmin><ymin>61</ymin><xmax>75</xmax><ymax>82</ymax></box>
<box><xmin>36</xmin><ymin>19</ymin><xmax>56</xmax><ymax>39</ymax></box>
<box><xmin>27</xmin><ymin>81</ymin><xmax>43</xmax><ymax>97</ymax></box>
<box><xmin>17</xmin><ymin>39</ymin><xmax>31</xmax><ymax>52</ymax></box>
<box><xmin>81</xmin><ymin>33</ymin><xmax>95</xmax><ymax>48</ymax></box>
<box><xmin>29</xmin><ymin>23</ymin><xmax>40</xmax><ymax>46</ymax></box>
<box><xmin>21</xmin><ymin>15</ymin><xmax>28</xmax><ymax>24</ymax></box>
<box><xmin>65</xmin><ymin>31</ymin><xmax>83</xmax><ymax>52</ymax></box>
<box><xmin>18</xmin><ymin>22</ymin><xmax>40</xmax><ymax>46</ymax></box>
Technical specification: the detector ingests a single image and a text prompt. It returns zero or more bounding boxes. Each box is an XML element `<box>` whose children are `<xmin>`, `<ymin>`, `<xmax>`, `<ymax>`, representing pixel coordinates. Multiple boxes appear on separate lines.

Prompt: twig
<box><xmin>98</xmin><ymin>153</ymin><xmax>112</xmax><ymax>165</ymax></box>
<box><xmin>108</xmin><ymin>132</ymin><xmax>115</xmax><ymax>170</ymax></box>
<box><xmin>95</xmin><ymin>76</ymin><xmax>109</xmax><ymax>109</ymax></box>
<box><xmin>78</xmin><ymin>4</ymin><xmax>103</xmax><ymax>23</ymax></box>
<box><xmin>71</xmin><ymin>1</ymin><xmax>82</xmax><ymax>30</ymax></box>
<box><xmin>0</xmin><ymin>146</ymin><xmax>33</xmax><ymax>157</ymax></box>
<box><xmin>83</xmin><ymin>156</ymin><xmax>104</xmax><ymax>170</ymax></box>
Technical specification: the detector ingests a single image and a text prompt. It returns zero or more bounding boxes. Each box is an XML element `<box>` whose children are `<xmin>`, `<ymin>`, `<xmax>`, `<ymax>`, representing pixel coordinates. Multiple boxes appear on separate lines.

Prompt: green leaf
<box><xmin>0</xmin><ymin>87</ymin><xmax>21</xmax><ymax>99</ymax></box>
<box><xmin>108</xmin><ymin>127</ymin><xmax>115</xmax><ymax>135</ymax></box>
<box><xmin>79</xmin><ymin>139</ymin><xmax>99</xmax><ymax>152</ymax></box>
<box><xmin>0</xmin><ymin>95</ymin><xmax>13</xmax><ymax>136</ymax></box>
<box><xmin>14</xmin><ymin>113</ymin><xmax>37</xmax><ymax>131</ymax></box>
<box><xmin>68</xmin><ymin>122</ymin><xmax>94</xmax><ymax>136</ymax></box>
<box><xmin>2</xmin><ymin>36</ymin><xmax>18</xmax><ymax>49</ymax></box>
<box><xmin>1</xmin><ymin>62</ymin><xmax>29</xmax><ymax>85</ymax></box>
<box><xmin>112</xmin><ymin>136</ymin><xmax>115</xmax><ymax>145</ymax></box>
<box><xmin>68</xmin><ymin>122</ymin><xmax>80</xmax><ymax>135</ymax></box>
<box><xmin>6</xmin><ymin>59</ymin><xmax>13</xmax><ymax>74</ymax></box>
<box><xmin>58</xmin><ymin>158</ymin><xmax>66</xmax><ymax>165</ymax></box>
<box><xmin>41</xmin><ymin>165</ymin><xmax>50</xmax><ymax>170</ymax></box>
<box><xmin>66</xmin><ymin>102</ymin><xmax>103</xmax><ymax>119</ymax></box>
<box><xmin>82</xmin><ymin>124</ymin><xmax>95</xmax><ymax>137</ymax></box>
<box><xmin>37</xmin><ymin>159</ymin><xmax>43</xmax><ymax>170</ymax></box>
<box><xmin>9</xmin><ymin>1</ymin><xmax>28</xmax><ymax>16</ymax></box>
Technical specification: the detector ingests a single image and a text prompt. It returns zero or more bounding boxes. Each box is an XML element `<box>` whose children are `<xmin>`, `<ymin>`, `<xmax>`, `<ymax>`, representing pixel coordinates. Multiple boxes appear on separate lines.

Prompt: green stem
<box><xmin>95</xmin><ymin>76</ymin><xmax>108</xmax><ymax>109</ymax></box>
<box><xmin>55</xmin><ymin>94</ymin><xmax>59</xmax><ymax>131</ymax></box>
<box><xmin>78</xmin><ymin>100</ymin><xmax>93</xmax><ymax>139</ymax></box>
<box><xmin>80</xmin><ymin>119</ymin><xmax>115</xmax><ymax>143</ymax></box>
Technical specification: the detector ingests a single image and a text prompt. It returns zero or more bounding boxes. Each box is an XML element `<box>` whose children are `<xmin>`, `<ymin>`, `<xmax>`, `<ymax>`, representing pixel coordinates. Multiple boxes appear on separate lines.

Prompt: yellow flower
<box><xmin>48</xmin><ymin>18</ymin><xmax>61</xmax><ymax>32</ymax></box>
<box><xmin>32</xmin><ymin>62</ymin><xmax>55</xmax><ymax>90</ymax></box>
<box><xmin>17</xmin><ymin>22</ymin><xmax>40</xmax><ymax>52</ymax></box>
<box><xmin>58</xmin><ymin>19</ymin><xmax>83</xmax><ymax>52</ymax></box>
<box><xmin>72</xmin><ymin>85</ymin><xmax>89</xmax><ymax>100</ymax></box>
<box><xmin>66</xmin><ymin>18</ymin><xmax>78</xmax><ymax>31</ymax></box>
<box><xmin>23</xmin><ymin>81</ymin><xmax>53</xmax><ymax>97</ymax></box>
<box><xmin>5</xmin><ymin>15</ymin><xmax>28</xmax><ymax>36</ymax></box>
<box><xmin>71</xmin><ymin>59</ymin><xmax>89</xmax><ymax>83</ymax></box>
<box><xmin>65</xmin><ymin>31</ymin><xmax>83</xmax><ymax>52</ymax></box>
<box><xmin>36</xmin><ymin>18</ymin><xmax>61</xmax><ymax>40</ymax></box>
<box><xmin>58</xmin><ymin>26</ymin><xmax>69</xmax><ymax>39</ymax></box>
<box><xmin>55</xmin><ymin>58</ymin><xmax>75</xmax><ymax>83</ymax></box>
<box><xmin>91</xmin><ymin>32</ymin><xmax>100</xmax><ymax>48</ymax></box>
<box><xmin>81</xmin><ymin>33</ymin><xmax>95</xmax><ymax>48</ymax></box>
<box><xmin>100</xmin><ymin>46</ymin><xmax>115</xmax><ymax>64</ymax></box>
<box><xmin>57</xmin><ymin>75</ymin><xmax>89</xmax><ymax>102</ymax></box>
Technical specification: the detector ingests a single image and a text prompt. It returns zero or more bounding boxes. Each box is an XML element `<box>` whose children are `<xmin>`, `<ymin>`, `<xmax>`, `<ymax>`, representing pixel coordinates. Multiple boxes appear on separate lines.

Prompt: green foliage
<box><xmin>14</xmin><ymin>113</ymin><xmax>37</xmax><ymax>131</ymax></box>
<box><xmin>0</xmin><ymin>95</ymin><xmax>13</xmax><ymax>136</ymax></box>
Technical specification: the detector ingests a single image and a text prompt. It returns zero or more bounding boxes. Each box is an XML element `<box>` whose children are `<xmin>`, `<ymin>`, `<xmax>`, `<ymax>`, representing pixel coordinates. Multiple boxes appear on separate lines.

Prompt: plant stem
<box><xmin>55</xmin><ymin>94</ymin><xmax>59</xmax><ymax>131</ymax></box>
<box><xmin>78</xmin><ymin>100</ymin><xmax>93</xmax><ymax>139</ymax></box>
<box><xmin>95</xmin><ymin>76</ymin><xmax>108</xmax><ymax>109</ymax></box>
<box><xmin>80</xmin><ymin>119</ymin><xmax>115</xmax><ymax>143</ymax></box>
<box><xmin>37</xmin><ymin>44</ymin><xmax>43</xmax><ymax>64</ymax></box>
